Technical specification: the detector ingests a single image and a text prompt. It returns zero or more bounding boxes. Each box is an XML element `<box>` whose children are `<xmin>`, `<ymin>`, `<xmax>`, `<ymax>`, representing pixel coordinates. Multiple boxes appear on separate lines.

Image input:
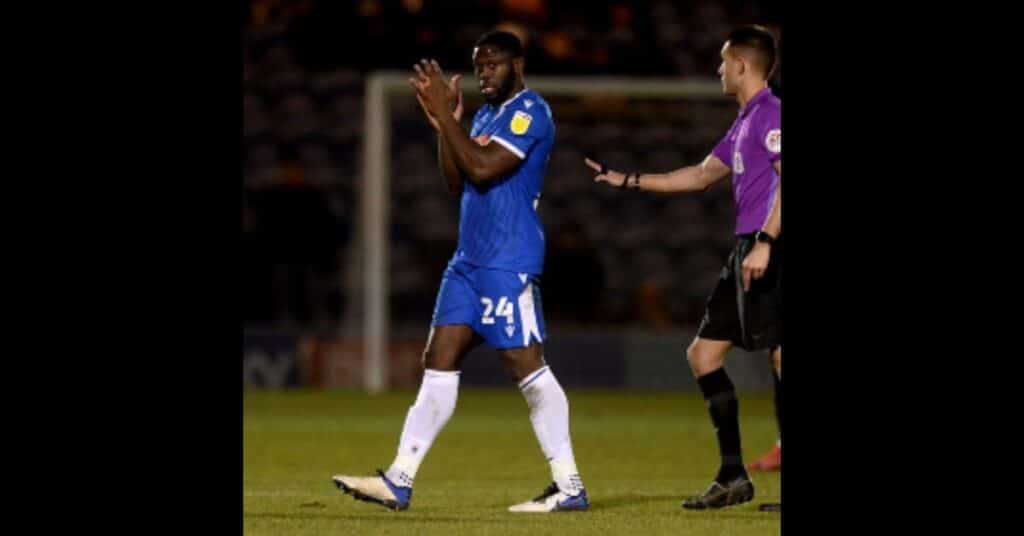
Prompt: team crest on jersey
<box><xmin>510</xmin><ymin>111</ymin><xmax>532</xmax><ymax>135</ymax></box>
<box><xmin>473</xmin><ymin>134</ymin><xmax>491</xmax><ymax>146</ymax></box>
<box><xmin>765</xmin><ymin>129</ymin><xmax>781</xmax><ymax>153</ymax></box>
<box><xmin>733</xmin><ymin>151</ymin><xmax>745</xmax><ymax>174</ymax></box>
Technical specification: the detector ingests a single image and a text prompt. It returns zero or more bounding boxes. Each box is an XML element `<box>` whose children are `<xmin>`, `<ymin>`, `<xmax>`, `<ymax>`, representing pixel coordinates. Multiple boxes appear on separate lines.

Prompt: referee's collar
<box><xmin>739</xmin><ymin>87</ymin><xmax>773</xmax><ymax>118</ymax></box>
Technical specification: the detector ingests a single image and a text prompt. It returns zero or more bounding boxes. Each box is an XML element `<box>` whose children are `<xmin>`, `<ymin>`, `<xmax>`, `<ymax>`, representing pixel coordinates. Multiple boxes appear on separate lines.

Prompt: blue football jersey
<box><xmin>453</xmin><ymin>88</ymin><xmax>553</xmax><ymax>275</ymax></box>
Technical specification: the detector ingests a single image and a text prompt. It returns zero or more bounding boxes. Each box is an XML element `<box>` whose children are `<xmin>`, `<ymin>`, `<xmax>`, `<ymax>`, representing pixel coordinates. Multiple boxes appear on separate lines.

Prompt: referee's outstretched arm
<box><xmin>585</xmin><ymin>154</ymin><xmax>731</xmax><ymax>193</ymax></box>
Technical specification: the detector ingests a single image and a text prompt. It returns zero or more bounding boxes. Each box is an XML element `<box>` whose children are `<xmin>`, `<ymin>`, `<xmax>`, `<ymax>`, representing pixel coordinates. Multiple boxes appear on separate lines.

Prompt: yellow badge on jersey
<box><xmin>510</xmin><ymin>111</ymin><xmax>532</xmax><ymax>135</ymax></box>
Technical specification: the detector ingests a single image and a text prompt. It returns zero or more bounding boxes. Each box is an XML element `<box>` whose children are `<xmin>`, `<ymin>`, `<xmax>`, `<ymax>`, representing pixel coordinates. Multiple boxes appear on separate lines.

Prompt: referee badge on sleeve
<box><xmin>510</xmin><ymin>111</ymin><xmax>532</xmax><ymax>135</ymax></box>
<box><xmin>765</xmin><ymin>129</ymin><xmax>781</xmax><ymax>153</ymax></box>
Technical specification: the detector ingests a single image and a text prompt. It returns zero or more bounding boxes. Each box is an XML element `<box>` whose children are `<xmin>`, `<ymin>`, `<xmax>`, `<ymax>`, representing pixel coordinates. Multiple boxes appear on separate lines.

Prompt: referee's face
<box><xmin>718</xmin><ymin>43</ymin><xmax>741</xmax><ymax>96</ymax></box>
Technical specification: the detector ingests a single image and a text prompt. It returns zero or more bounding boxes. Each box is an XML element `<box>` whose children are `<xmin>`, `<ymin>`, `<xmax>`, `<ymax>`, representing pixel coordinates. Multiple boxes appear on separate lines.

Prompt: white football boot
<box><xmin>332</xmin><ymin>470</ymin><xmax>412</xmax><ymax>511</ymax></box>
<box><xmin>508</xmin><ymin>482</ymin><xmax>590</xmax><ymax>512</ymax></box>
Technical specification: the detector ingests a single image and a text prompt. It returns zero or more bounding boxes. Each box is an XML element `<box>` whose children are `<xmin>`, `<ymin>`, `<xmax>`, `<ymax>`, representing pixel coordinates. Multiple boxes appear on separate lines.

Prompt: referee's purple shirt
<box><xmin>711</xmin><ymin>87</ymin><xmax>781</xmax><ymax>235</ymax></box>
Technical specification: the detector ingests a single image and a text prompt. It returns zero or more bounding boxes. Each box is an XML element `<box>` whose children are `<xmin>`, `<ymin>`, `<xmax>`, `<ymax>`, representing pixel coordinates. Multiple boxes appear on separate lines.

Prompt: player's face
<box><xmin>718</xmin><ymin>43</ymin><xmax>741</xmax><ymax>96</ymax></box>
<box><xmin>473</xmin><ymin>45</ymin><xmax>518</xmax><ymax>104</ymax></box>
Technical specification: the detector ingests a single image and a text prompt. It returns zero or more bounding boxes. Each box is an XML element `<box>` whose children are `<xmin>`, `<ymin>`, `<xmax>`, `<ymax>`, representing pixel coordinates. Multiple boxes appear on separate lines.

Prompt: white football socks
<box><xmin>519</xmin><ymin>365</ymin><xmax>584</xmax><ymax>495</ymax></box>
<box><xmin>385</xmin><ymin>369</ymin><xmax>460</xmax><ymax>488</ymax></box>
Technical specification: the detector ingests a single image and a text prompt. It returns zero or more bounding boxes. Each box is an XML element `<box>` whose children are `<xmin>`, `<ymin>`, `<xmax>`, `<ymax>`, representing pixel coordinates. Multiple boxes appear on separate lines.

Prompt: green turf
<box><xmin>244</xmin><ymin>389</ymin><xmax>781</xmax><ymax>535</ymax></box>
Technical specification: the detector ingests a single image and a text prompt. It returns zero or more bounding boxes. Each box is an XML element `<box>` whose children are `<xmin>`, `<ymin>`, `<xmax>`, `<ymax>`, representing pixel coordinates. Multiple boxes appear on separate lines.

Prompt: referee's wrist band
<box><xmin>621</xmin><ymin>172</ymin><xmax>641</xmax><ymax>190</ymax></box>
<box><xmin>755</xmin><ymin>230</ymin><xmax>776</xmax><ymax>244</ymax></box>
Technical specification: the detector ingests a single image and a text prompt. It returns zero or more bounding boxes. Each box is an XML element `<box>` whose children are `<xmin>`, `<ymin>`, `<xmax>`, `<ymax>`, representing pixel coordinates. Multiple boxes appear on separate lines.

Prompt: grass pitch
<box><xmin>244</xmin><ymin>389</ymin><xmax>781</xmax><ymax>535</ymax></box>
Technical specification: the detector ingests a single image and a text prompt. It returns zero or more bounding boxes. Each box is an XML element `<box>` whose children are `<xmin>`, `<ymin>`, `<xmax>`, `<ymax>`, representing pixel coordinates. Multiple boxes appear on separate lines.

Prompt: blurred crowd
<box><xmin>246</xmin><ymin>0</ymin><xmax>780</xmax><ymax>77</ymax></box>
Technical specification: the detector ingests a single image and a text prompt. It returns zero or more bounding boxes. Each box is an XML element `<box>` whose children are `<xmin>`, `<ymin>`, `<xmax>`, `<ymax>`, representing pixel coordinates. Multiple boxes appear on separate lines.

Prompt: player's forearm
<box><xmin>635</xmin><ymin>165</ymin><xmax>714</xmax><ymax>193</ymax></box>
<box><xmin>438</xmin><ymin>135</ymin><xmax>465</xmax><ymax>194</ymax></box>
<box><xmin>436</xmin><ymin>113</ymin><xmax>496</xmax><ymax>185</ymax></box>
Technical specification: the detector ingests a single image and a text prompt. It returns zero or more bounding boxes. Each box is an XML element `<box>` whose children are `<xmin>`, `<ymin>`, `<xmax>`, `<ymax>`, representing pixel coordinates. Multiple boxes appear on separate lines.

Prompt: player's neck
<box><xmin>736</xmin><ymin>82</ymin><xmax>768</xmax><ymax>108</ymax></box>
<box><xmin>495</xmin><ymin>79</ymin><xmax>526</xmax><ymax>106</ymax></box>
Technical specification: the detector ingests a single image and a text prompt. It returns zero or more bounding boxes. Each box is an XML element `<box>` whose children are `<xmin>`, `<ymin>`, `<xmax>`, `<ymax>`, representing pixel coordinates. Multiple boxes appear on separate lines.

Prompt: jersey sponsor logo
<box><xmin>505</xmin><ymin>324</ymin><xmax>516</xmax><ymax>338</ymax></box>
<box><xmin>510</xmin><ymin>110</ymin><xmax>532</xmax><ymax>135</ymax></box>
<box><xmin>473</xmin><ymin>134</ymin><xmax>491</xmax><ymax>146</ymax></box>
<box><xmin>733</xmin><ymin>151</ymin><xmax>745</xmax><ymax>174</ymax></box>
<box><xmin>765</xmin><ymin>129</ymin><xmax>781</xmax><ymax>153</ymax></box>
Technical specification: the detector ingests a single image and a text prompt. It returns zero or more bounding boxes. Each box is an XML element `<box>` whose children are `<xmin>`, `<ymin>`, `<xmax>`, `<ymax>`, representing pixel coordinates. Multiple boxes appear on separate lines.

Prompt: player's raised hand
<box><xmin>410</xmin><ymin>59</ymin><xmax>450</xmax><ymax>120</ymax></box>
<box><xmin>415</xmin><ymin>93</ymin><xmax>442</xmax><ymax>130</ymax></box>
<box><xmin>449</xmin><ymin>73</ymin><xmax>464</xmax><ymax>121</ymax></box>
<box><xmin>584</xmin><ymin>157</ymin><xmax>628</xmax><ymax>187</ymax></box>
<box><xmin>408</xmin><ymin>59</ymin><xmax>433</xmax><ymax>93</ymax></box>
<box><xmin>411</xmin><ymin>65</ymin><xmax>463</xmax><ymax>130</ymax></box>
<box><xmin>409</xmin><ymin>60</ymin><xmax>440</xmax><ymax>127</ymax></box>
<box><xmin>426</xmin><ymin>59</ymin><xmax>462</xmax><ymax>119</ymax></box>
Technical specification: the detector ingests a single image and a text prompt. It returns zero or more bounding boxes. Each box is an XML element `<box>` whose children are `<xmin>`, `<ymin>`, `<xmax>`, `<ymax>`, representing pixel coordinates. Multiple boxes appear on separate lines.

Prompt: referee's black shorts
<box><xmin>696</xmin><ymin>233</ymin><xmax>782</xmax><ymax>352</ymax></box>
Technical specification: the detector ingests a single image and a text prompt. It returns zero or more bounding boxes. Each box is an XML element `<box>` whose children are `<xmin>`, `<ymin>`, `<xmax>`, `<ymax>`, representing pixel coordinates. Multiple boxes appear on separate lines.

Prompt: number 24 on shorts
<box><xmin>480</xmin><ymin>296</ymin><xmax>514</xmax><ymax>325</ymax></box>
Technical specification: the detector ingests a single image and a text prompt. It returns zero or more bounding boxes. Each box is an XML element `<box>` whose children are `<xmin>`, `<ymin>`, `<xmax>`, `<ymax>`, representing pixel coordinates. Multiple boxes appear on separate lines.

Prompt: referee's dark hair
<box><xmin>726</xmin><ymin>25</ymin><xmax>777</xmax><ymax>79</ymax></box>
<box><xmin>474</xmin><ymin>30</ymin><xmax>525</xmax><ymax>58</ymax></box>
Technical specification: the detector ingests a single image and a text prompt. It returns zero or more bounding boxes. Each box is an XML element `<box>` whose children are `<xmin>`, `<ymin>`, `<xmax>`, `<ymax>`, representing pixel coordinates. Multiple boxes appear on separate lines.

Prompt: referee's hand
<box><xmin>741</xmin><ymin>243</ymin><xmax>771</xmax><ymax>291</ymax></box>
<box><xmin>585</xmin><ymin>158</ymin><xmax>627</xmax><ymax>187</ymax></box>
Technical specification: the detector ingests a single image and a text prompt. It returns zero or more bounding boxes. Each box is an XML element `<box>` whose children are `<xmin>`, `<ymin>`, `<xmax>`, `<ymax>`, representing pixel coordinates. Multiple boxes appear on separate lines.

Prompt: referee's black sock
<box><xmin>696</xmin><ymin>367</ymin><xmax>747</xmax><ymax>483</ymax></box>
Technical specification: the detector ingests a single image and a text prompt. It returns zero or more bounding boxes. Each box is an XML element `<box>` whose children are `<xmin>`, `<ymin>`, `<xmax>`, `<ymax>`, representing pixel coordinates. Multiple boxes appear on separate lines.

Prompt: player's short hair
<box><xmin>726</xmin><ymin>25</ymin><xmax>777</xmax><ymax>79</ymax></box>
<box><xmin>474</xmin><ymin>30</ymin><xmax>524</xmax><ymax>59</ymax></box>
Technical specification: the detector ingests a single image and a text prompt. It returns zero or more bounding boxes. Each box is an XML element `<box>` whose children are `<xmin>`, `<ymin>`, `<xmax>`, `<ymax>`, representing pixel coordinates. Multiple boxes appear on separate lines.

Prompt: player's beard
<box><xmin>488</xmin><ymin>74</ymin><xmax>518</xmax><ymax>105</ymax></box>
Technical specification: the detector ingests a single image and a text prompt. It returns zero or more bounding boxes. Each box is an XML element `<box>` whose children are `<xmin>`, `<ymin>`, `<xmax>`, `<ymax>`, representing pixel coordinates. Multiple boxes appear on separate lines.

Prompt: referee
<box><xmin>586</xmin><ymin>25</ymin><xmax>781</xmax><ymax>510</ymax></box>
